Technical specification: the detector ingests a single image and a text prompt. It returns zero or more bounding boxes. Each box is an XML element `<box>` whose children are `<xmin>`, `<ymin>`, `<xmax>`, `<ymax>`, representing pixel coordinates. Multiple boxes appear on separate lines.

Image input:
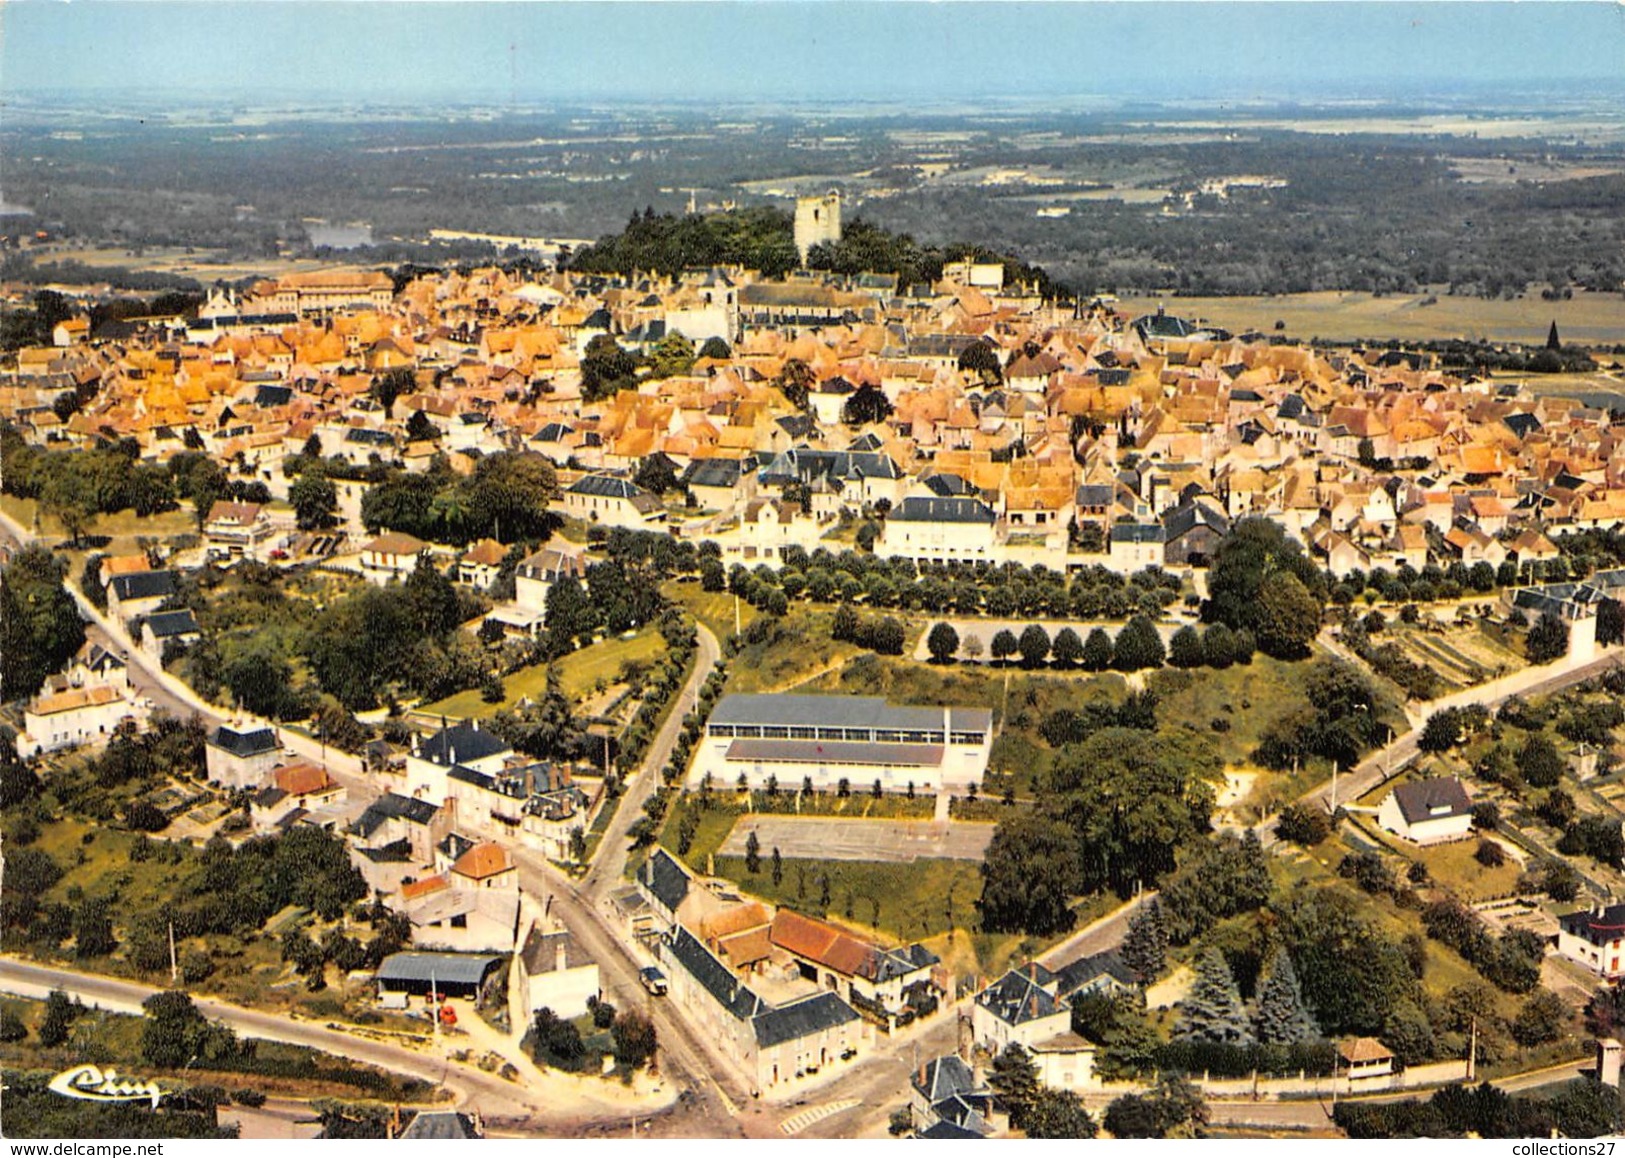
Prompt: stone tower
<box><xmin>794</xmin><ymin>190</ymin><xmax>842</xmax><ymax>265</ymax></box>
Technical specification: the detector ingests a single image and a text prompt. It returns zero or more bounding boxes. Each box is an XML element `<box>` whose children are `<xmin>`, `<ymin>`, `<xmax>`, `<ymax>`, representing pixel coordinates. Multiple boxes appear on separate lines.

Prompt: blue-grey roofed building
<box><xmin>655</xmin><ymin>923</ymin><xmax>868</xmax><ymax>1095</ymax></box>
<box><xmin>140</xmin><ymin>609</ymin><xmax>201</xmax><ymax>659</ymax></box>
<box><xmin>637</xmin><ymin>848</ymin><xmax>692</xmax><ymax>927</ymax></box>
<box><xmin>205</xmin><ymin>722</ymin><xmax>282</xmax><ymax>789</ymax></box>
<box><xmin>376</xmin><ymin>951</ymin><xmax>502</xmax><ymax>998</ymax></box>
<box><xmin>695</xmin><ymin>693</ymin><xmax>993</xmax><ymax>795</ymax></box>
<box><xmin>107</xmin><ymin>570</ymin><xmax>177</xmax><ymax>621</ymax></box>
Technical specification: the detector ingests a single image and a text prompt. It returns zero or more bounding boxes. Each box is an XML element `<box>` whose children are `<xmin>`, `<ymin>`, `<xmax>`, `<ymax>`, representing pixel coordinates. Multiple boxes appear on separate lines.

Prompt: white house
<box><xmin>1376</xmin><ymin>777</ymin><xmax>1474</xmax><ymax>845</ymax></box>
<box><xmin>18</xmin><ymin>685</ymin><xmax>145</xmax><ymax>758</ymax></box>
<box><xmin>876</xmin><ymin>497</ymin><xmax>998</xmax><ymax>566</ymax></box>
<box><xmin>203</xmin><ymin>500</ymin><xmax>278</xmax><ymax>563</ymax></box>
<box><xmin>513</xmin><ymin>545</ymin><xmax>587</xmax><ymax>616</ymax></box>
<box><xmin>508</xmin><ymin>916</ymin><xmax>601</xmax><ymax>1023</ymax></box>
<box><xmin>562</xmin><ymin>474</ymin><xmax>666</xmax><ymax>530</ymax></box>
<box><xmin>205</xmin><ymin>721</ymin><xmax>283</xmax><ymax>789</ymax></box>
<box><xmin>359</xmin><ymin>531</ymin><xmax>429</xmax><ymax>585</ymax></box>
<box><xmin>971</xmin><ymin>965</ymin><xmax>1073</xmax><ymax>1054</ymax></box>
<box><xmin>1557</xmin><ymin>903</ymin><xmax>1625</xmax><ymax>980</ymax></box>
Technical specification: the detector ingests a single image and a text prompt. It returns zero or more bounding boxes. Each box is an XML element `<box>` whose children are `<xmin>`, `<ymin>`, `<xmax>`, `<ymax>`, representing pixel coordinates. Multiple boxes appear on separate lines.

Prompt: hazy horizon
<box><xmin>4</xmin><ymin>1</ymin><xmax>1624</xmax><ymax>108</ymax></box>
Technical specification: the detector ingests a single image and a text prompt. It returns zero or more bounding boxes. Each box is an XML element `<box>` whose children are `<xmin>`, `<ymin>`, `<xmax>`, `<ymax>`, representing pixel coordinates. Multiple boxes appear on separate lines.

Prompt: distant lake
<box><xmin>307</xmin><ymin>222</ymin><xmax>373</xmax><ymax>249</ymax></box>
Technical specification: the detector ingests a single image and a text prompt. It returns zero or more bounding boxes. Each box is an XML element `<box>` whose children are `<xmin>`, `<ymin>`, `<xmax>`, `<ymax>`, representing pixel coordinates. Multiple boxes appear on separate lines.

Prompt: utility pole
<box><xmin>1467</xmin><ymin>1016</ymin><xmax>1478</xmax><ymax>1081</ymax></box>
<box><xmin>169</xmin><ymin>920</ymin><xmax>178</xmax><ymax>985</ymax></box>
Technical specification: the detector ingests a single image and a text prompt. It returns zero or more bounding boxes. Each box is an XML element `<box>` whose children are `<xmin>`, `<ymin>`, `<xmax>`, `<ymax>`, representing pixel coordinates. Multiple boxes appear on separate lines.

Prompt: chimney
<box><xmin>1601</xmin><ymin>1039</ymin><xmax>1623</xmax><ymax>1088</ymax></box>
<box><xmin>556</xmin><ymin>938</ymin><xmax>568</xmax><ymax>974</ymax></box>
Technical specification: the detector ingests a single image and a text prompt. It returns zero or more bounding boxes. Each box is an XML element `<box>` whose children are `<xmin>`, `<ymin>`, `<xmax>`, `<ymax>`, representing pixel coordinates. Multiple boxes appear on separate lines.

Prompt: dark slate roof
<box><xmin>639</xmin><ymin>848</ymin><xmax>691</xmax><ymax>914</ymax></box>
<box><xmin>889</xmin><ymin>496</ymin><xmax>996</xmax><ymax>525</ymax></box>
<box><xmin>1075</xmin><ymin>484</ymin><xmax>1114</xmax><ymax>507</ymax></box>
<box><xmin>918</xmin><ymin>1120</ymin><xmax>985</xmax><ymax>1140</ymax></box>
<box><xmin>417</xmin><ymin>719</ymin><xmax>510</xmax><ymax>767</ymax></box>
<box><xmin>1390</xmin><ymin>777</ymin><xmax>1472</xmax><ymax>825</ymax></box>
<box><xmin>760</xmin><ymin>447</ymin><xmax>901</xmax><ymax>487</ymax></box>
<box><xmin>351</xmin><ymin>792</ymin><xmax>439</xmax><ymax>839</ymax></box>
<box><xmin>1503</xmin><ymin>413</ymin><xmax>1544</xmax><ymax>439</ymax></box>
<box><xmin>356</xmin><ymin>839</ymin><xmax>413</xmax><ymax>864</ymax></box>
<box><xmin>377</xmin><ymin>951</ymin><xmax>501</xmax><ymax>987</ymax></box>
<box><xmin>518</xmin><ymin>923</ymin><xmax>592</xmax><ymax>974</ymax></box>
<box><xmin>254</xmin><ymin>385</ymin><xmax>293</xmax><ymax>408</ymax></box>
<box><xmin>914</xmin><ymin>1053</ymin><xmax>979</xmax><ymax>1102</ymax></box>
<box><xmin>1163</xmin><ymin>500</ymin><xmax>1230</xmax><ymax>541</ymax></box>
<box><xmin>1055</xmin><ymin>950</ymin><xmax>1138</xmax><ymax>996</ymax></box>
<box><xmin>569</xmin><ymin>473</ymin><xmax>649</xmax><ymax>500</ymax></box>
<box><xmin>399</xmin><ymin>1111</ymin><xmax>481</xmax><ymax>1140</ymax></box>
<box><xmin>666</xmin><ymin>926</ymin><xmax>763</xmax><ymax>1022</ymax></box>
<box><xmin>345</xmin><ymin>427</ymin><xmax>395</xmax><ymax>446</ymax></box>
<box><xmin>775</xmin><ymin>414</ymin><xmax>817</xmax><ymax>440</ymax></box>
<box><xmin>110</xmin><ymin>570</ymin><xmax>177</xmax><ymax>601</ymax></box>
<box><xmin>923</xmin><ymin>473</ymin><xmax>974</xmax><ymax>498</ymax></box>
<box><xmin>1110</xmin><ymin>522</ymin><xmax>1165</xmax><ymax>544</ymax></box>
<box><xmin>976</xmin><ymin>965</ymin><xmax>1065</xmax><ymax>1026</ymax></box>
<box><xmin>1559</xmin><ymin>904</ymin><xmax>1625</xmax><ymax>945</ymax></box>
<box><xmin>1277</xmin><ymin>394</ymin><xmax>1307</xmax><ymax>419</ymax></box>
<box><xmin>207</xmin><ymin>723</ymin><xmax>278</xmax><ymax>757</ymax></box>
<box><xmin>683</xmin><ymin>458</ymin><xmax>743</xmax><ymax>489</ymax></box>
<box><xmin>752</xmin><ymin>990</ymin><xmax>859</xmax><ymax>1048</ymax></box>
<box><xmin>143</xmin><ymin>609</ymin><xmax>200</xmax><ymax>638</ymax></box>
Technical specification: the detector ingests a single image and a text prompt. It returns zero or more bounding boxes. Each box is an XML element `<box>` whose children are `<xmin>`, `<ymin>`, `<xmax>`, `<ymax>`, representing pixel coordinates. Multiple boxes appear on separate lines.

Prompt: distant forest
<box><xmin>3</xmin><ymin>111</ymin><xmax>1624</xmax><ymax>300</ymax></box>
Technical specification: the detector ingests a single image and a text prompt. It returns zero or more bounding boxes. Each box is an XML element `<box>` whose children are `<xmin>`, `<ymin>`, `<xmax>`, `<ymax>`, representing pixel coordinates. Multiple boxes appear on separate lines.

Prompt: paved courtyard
<box><xmin>717</xmin><ymin>815</ymin><xmax>996</xmax><ymax>862</ymax></box>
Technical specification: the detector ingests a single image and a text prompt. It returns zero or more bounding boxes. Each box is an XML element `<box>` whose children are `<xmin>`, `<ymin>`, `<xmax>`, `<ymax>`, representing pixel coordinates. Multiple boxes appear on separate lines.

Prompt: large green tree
<box><xmin>1</xmin><ymin>545</ymin><xmax>84</xmax><ymax>701</ymax></box>
<box><xmin>977</xmin><ymin>812</ymin><xmax>1083</xmax><ymax>935</ymax></box>
<box><xmin>1204</xmin><ymin>518</ymin><xmax>1326</xmax><ymax>655</ymax></box>
<box><xmin>1174</xmin><ymin>948</ymin><xmax>1253</xmax><ymax>1045</ymax></box>
<box><xmin>1254</xmin><ymin>951</ymin><xmax>1320</xmax><ymax>1045</ymax></box>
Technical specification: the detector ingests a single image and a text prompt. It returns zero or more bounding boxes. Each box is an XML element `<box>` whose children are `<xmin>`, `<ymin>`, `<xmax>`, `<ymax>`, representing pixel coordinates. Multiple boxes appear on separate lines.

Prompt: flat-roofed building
<box><xmin>691</xmin><ymin>693</ymin><xmax>992</xmax><ymax>793</ymax></box>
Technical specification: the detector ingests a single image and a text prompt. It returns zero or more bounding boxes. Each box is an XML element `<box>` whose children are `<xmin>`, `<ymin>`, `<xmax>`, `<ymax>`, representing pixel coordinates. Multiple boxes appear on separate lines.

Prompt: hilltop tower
<box><xmin>793</xmin><ymin>190</ymin><xmax>842</xmax><ymax>265</ymax></box>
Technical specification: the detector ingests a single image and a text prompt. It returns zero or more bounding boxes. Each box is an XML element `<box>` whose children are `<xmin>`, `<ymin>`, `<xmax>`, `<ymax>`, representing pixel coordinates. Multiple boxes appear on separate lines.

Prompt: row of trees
<box><xmin>709</xmin><ymin>548</ymin><xmax>1183</xmax><ymax>623</ymax></box>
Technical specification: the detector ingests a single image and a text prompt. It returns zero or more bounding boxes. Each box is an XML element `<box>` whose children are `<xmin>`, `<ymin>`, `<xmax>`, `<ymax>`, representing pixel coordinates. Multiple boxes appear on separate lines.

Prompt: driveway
<box><xmin>717</xmin><ymin>816</ymin><xmax>995</xmax><ymax>863</ymax></box>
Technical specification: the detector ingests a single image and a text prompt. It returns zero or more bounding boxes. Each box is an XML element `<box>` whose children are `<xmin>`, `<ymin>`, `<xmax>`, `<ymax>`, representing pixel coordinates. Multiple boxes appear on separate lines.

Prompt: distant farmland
<box><xmin>1115</xmin><ymin>289</ymin><xmax>1625</xmax><ymax>347</ymax></box>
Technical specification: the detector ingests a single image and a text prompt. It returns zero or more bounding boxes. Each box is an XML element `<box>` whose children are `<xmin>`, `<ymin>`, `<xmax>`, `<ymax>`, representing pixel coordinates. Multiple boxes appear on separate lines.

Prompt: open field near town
<box><xmin>1114</xmin><ymin>289</ymin><xmax>1625</xmax><ymax>345</ymax></box>
<box><xmin>421</xmin><ymin>624</ymin><xmax>667</xmax><ymax>718</ymax></box>
<box><xmin>27</xmin><ymin>244</ymin><xmax>372</xmax><ymax>285</ymax></box>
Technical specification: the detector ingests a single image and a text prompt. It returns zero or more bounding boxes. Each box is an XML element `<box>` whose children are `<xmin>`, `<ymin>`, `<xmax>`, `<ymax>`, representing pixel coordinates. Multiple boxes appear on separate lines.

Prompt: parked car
<box><xmin>639</xmin><ymin>966</ymin><xmax>668</xmax><ymax>996</ymax></box>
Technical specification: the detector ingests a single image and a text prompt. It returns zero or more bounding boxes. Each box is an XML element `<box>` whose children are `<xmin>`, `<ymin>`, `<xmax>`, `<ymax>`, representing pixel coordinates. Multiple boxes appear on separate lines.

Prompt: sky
<box><xmin>2</xmin><ymin>2</ymin><xmax>1622</xmax><ymax>105</ymax></box>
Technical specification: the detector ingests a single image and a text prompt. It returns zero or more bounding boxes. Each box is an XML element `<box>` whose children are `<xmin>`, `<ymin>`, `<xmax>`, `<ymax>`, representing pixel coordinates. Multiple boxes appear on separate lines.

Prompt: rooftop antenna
<box><xmin>509</xmin><ymin>42</ymin><xmax>518</xmax><ymax>111</ymax></box>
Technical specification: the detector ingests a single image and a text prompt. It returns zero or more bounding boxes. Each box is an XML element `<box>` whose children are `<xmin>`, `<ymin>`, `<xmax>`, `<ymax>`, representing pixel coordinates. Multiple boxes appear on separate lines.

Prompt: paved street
<box><xmin>1261</xmin><ymin>639</ymin><xmax>1624</xmax><ymax>844</ymax></box>
<box><xmin>0</xmin><ymin>956</ymin><xmax>544</xmax><ymax>1123</ymax></box>
<box><xmin>717</xmin><ymin>815</ymin><xmax>996</xmax><ymax>862</ymax></box>
<box><xmin>584</xmin><ymin>623</ymin><xmax>721</xmax><ymax>897</ymax></box>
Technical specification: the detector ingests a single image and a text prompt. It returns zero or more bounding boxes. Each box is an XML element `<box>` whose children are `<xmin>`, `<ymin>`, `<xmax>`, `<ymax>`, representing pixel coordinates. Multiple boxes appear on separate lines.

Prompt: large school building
<box><xmin>689</xmin><ymin>693</ymin><xmax>994</xmax><ymax>793</ymax></box>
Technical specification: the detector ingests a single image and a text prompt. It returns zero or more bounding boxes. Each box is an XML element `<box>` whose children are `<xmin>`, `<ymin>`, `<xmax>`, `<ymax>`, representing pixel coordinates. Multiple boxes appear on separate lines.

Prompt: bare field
<box><xmin>1116</xmin><ymin>289</ymin><xmax>1625</xmax><ymax>345</ymax></box>
<box><xmin>31</xmin><ymin>245</ymin><xmax>373</xmax><ymax>283</ymax></box>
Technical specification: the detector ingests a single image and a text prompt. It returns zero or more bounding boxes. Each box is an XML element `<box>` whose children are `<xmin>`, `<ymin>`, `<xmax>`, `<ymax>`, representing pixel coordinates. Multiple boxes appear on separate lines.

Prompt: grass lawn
<box><xmin>662</xmin><ymin>579</ymin><xmax>757</xmax><ymax>644</ymax></box>
<box><xmin>1</xmin><ymin>493</ymin><xmax>197</xmax><ymax>545</ymax></box>
<box><xmin>422</xmin><ymin>625</ymin><xmax>667</xmax><ymax>718</ymax></box>
<box><xmin>1149</xmin><ymin>654</ymin><xmax>1315</xmax><ymax>769</ymax></box>
<box><xmin>713</xmin><ymin>854</ymin><xmax>984</xmax><ymax>945</ymax></box>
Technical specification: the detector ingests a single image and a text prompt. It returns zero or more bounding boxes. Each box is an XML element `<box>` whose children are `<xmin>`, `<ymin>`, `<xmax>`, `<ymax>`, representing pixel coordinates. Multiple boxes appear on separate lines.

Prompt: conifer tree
<box><xmin>1239</xmin><ymin>828</ymin><xmax>1273</xmax><ymax>909</ymax></box>
<box><xmin>1174</xmin><ymin>948</ymin><xmax>1253</xmax><ymax>1045</ymax></box>
<box><xmin>1253</xmin><ymin>951</ymin><xmax>1320</xmax><ymax>1045</ymax></box>
<box><xmin>1121</xmin><ymin>898</ymin><xmax>1169</xmax><ymax>984</ymax></box>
